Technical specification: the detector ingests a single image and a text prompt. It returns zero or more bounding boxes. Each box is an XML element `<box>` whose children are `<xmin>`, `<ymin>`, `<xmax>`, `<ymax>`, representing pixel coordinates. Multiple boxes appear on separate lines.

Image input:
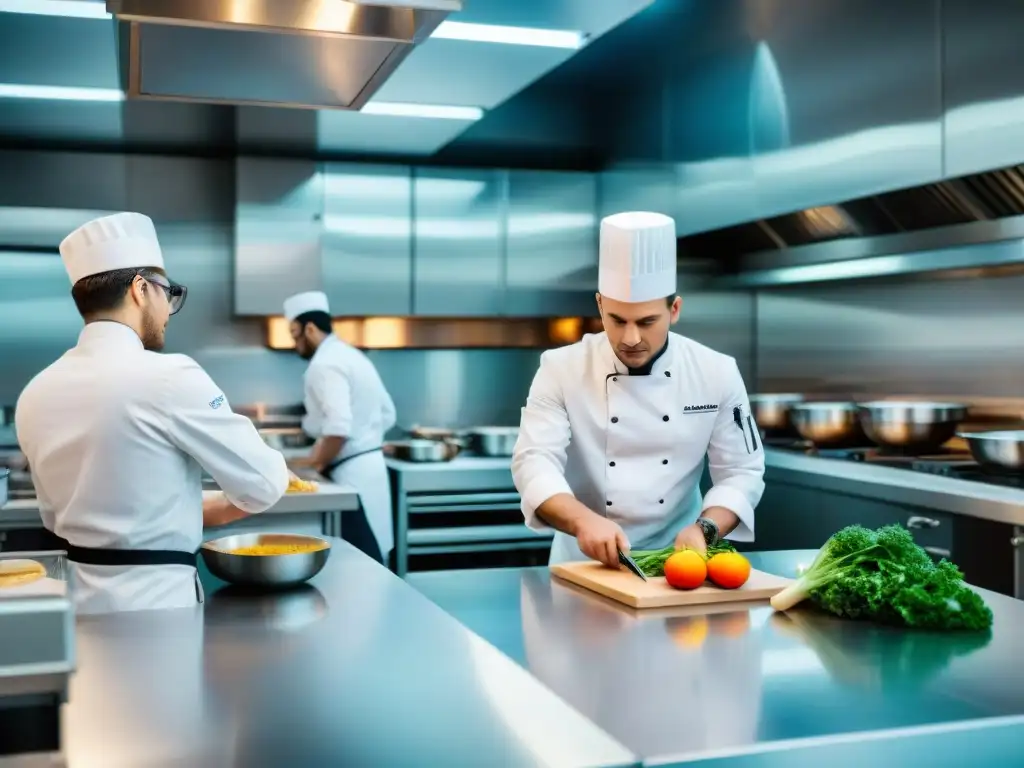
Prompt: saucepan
<box><xmin>789</xmin><ymin>402</ymin><xmax>868</xmax><ymax>448</ymax></box>
<box><xmin>857</xmin><ymin>401</ymin><xmax>968</xmax><ymax>454</ymax></box>
<box><xmin>385</xmin><ymin>439</ymin><xmax>461</xmax><ymax>463</ymax></box>
<box><xmin>956</xmin><ymin>430</ymin><xmax>1024</xmax><ymax>472</ymax></box>
<box><xmin>469</xmin><ymin>427</ymin><xmax>520</xmax><ymax>457</ymax></box>
<box><xmin>748</xmin><ymin>394</ymin><xmax>804</xmax><ymax>436</ymax></box>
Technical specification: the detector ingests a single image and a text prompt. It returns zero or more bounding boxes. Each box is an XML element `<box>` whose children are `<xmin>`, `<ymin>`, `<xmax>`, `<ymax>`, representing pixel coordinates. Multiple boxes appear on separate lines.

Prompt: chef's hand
<box><xmin>674</xmin><ymin>523</ymin><xmax>708</xmax><ymax>556</ymax></box>
<box><xmin>575</xmin><ymin>514</ymin><xmax>630</xmax><ymax>568</ymax></box>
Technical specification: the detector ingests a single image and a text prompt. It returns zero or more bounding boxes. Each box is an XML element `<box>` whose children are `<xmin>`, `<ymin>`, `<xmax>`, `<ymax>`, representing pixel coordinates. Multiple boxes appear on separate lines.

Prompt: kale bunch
<box><xmin>770</xmin><ymin>524</ymin><xmax>993</xmax><ymax>631</ymax></box>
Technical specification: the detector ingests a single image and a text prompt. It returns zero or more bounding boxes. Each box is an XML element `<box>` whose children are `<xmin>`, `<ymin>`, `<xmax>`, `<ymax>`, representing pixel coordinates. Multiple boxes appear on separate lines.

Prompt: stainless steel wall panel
<box><xmin>505</xmin><ymin>170</ymin><xmax>598</xmax><ymax>318</ymax></box>
<box><xmin>321</xmin><ymin>163</ymin><xmax>414</xmax><ymax>317</ymax></box>
<box><xmin>942</xmin><ymin>0</ymin><xmax>1024</xmax><ymax>178</ymax></box>
<box><xmin>412</xmin><ymin>168</ymin><xmax>505</xmax><ymax>317</ymax></box>
<box><xmin>755</xmin><ymin>271</ymin><xmax>1024</xmax><ymax>399</ymax></box>
<box><xmin>233</xmin><ymin>157</ymin><xmax>323</xmax><ymax>316</ymax></box>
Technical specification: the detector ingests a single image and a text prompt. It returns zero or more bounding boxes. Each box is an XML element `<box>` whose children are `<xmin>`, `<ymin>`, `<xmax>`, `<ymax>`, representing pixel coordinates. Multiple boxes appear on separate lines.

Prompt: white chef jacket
<box><xmin>15</xmin><ymin>321</ymin><xmax>289</xmax><ymax>614</ymax></box>
<box><xmin>300</xmin><ymin>334</ymin><xmax>397</xmax><ymax>555</ymax></box>
<box><xmin>512</xmin><ymin>331</ymin><xmax>765</xmax><ymax>564</ymax></box>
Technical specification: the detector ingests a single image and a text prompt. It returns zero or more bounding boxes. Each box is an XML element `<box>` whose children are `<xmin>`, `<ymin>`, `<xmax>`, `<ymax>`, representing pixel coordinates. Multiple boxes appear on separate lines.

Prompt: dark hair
<box><xmin>71</xmin><ymin>267</ymin><xmax>165</xmax><ymax>319</ymax></box>
<box><xmin>293</xmin><ymin>310</ymin><xmax>332</xmax><ymax>334</ymax></box>
<box><xmin>665</xmin><ymin>294</ymin><xmax>677</xmax><ymax>307</ymax></box>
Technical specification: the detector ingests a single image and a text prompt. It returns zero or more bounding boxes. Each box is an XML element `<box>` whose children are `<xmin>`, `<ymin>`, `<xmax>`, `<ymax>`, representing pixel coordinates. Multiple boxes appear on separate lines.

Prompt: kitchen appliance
<box><xmin>0</xmin><ymin>550</ymin><xmax>75</xmax><ymax>757</ymax></box>
<box><xmin>957</xmin><ymin>430</ymin><xmax>1024</xmax><ymax>471</ymax></box>
<box><xmin>550</xmin><ymin>560</ymin><xmax>791</xmax><ymax>609</ymax></box>
<box><xmin>387</xmin><ymin>439</ymin><xmax>460</xmax><ymax>463</ymax></box>
<box><xmin>201</xmin><ymin>534</ymin><xmax>331</xmax><ymax>588</ymax></box>
<box><xmin>858</xmin><ymin>401</ymin><xmax>968</xmax><ymax>453</ymax></box>
<box><xmin>749</xmin><ymin>393</ymin><xmax>804</xmax><ymax>436</ymax></box>
<box><xmin>469</xmin><ymin>427</ymin><xmax>520</xmax><ymax>457</ymax></box>
<box><xmin>790</xmin><ymin>402</ymin><xmax>867</xmax><ymax>447</ymax></box>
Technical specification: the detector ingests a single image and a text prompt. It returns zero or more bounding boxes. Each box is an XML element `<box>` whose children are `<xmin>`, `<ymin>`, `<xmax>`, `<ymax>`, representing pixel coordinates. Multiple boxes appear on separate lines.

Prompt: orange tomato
<box><xmin>706</xmin><ymin>552</ymin><xmax>751</xmax><ymax>589</ymax></box>
<box><xmin>663</xmin><ymin>550</ymin><xmax>707</xmax><ymax>590</ymax></box>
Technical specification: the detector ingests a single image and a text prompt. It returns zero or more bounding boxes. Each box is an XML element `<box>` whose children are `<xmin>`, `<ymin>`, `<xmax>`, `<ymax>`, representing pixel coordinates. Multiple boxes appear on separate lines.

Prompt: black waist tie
<box><xmin>319</xmin><ymin>446</ymin><xmax>383</xmax><ymax>481</ymax></box>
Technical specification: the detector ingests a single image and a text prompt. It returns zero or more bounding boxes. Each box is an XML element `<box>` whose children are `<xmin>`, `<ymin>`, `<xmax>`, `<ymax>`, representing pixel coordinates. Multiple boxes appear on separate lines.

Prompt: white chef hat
<box><xmin>283</xmin><ymin>291</ymin><xmax>330</xmax><ymax>322</ymax></box>
<box><xmin>598</xmin><ymin>211</ymin><xmax>677</xmax><ymax>303</ymax></box>
<box><xmin>59</xmin><ymin>212</ymin><xmax>165</xmax><ymax>286</ymax></box>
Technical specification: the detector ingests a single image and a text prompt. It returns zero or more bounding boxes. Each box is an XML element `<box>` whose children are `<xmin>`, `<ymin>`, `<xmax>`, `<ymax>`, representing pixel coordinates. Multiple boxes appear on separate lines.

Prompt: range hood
<box><xmin>686</xmin><ymin>163</ymin><xmax>1024</xmax><ymax>287</ymax></box>
<box><xmin>107</xmin><ymin>0</ymin><xmax>459</xmax><ymax>109</ymax></box>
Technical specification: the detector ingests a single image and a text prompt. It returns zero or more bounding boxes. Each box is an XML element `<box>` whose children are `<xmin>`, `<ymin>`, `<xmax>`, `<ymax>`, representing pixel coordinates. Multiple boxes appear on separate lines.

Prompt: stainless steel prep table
<box><xmin>409</xmin><ymin>550</ymin><xmax>1024</xmax><ymax>767</ymax></box>
<box><xmin>10</xmin><ymin>539</ymin><xmax>637</xmax><ymax>768</ymax></box>
<box><xmin>387</xmin><ymin>455</ymin><xmax>552</xmax><ymax>575</ymax></box>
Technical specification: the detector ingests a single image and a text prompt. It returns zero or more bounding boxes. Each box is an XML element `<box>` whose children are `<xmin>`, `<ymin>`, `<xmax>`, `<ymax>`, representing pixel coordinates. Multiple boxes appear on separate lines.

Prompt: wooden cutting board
<box><xmin>550</xmin><ymin>560</ymin><xmax>793</xmax><ymax>609</ymax></box>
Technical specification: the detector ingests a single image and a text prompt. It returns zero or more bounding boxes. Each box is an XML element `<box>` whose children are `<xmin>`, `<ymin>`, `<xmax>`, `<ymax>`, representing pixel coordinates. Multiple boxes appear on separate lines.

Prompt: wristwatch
<box><xmin>695</xmin><ymin>517</ymin><xmax>720</xmax><ymax>547</ymax></box>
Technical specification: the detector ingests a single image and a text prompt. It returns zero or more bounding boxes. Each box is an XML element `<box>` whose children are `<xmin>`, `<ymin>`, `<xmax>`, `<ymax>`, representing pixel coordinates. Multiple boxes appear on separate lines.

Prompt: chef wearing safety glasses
<box><xmin>512</xmin><ymin>211</ymin><xmax>765</xmax><ymax>566</ymax></box>
<box><xmin>16</xmin><ymin>212</ymin><xmax>291</xmax><ymax>614</ymax></box>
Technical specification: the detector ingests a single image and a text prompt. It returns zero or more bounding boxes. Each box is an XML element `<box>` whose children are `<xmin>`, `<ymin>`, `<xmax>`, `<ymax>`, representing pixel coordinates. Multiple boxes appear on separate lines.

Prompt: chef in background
<box><xmin>512</xmin><ymin>211</ymin><xmax>765</xmax><ymax>565</ymax></box>
<box><xmin>283</xmin><ymin>291</ymin><xmax>397</xmax><ymax>565</ymax></box>
<box><xmin>16</xmin><ymin>212</ymin><xmax>290</xmax><ymax>614</ymax></box>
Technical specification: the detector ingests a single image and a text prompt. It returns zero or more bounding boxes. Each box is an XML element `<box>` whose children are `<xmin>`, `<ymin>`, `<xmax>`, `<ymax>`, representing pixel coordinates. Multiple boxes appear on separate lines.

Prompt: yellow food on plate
<box><xmin>229</xmin><ymin>543</ymin><xmax>328</xmax><ymax>556</ymax></box>
<box><xmin>286</xmin><ymin>476</ymin><xmax>319</xmax><ymax>494</ymax></box>
<box><xmin>0</xmin><ymin>559</ymin><xmax>47</xmax><ymax>589</ymax></box>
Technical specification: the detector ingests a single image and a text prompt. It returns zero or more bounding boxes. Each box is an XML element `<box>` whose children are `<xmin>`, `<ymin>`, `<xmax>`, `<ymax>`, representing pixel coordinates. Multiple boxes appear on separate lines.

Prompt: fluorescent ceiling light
<box><xmin>0</xmin><ymin>0</ymin><xmax>110</xmax><ymax>19</ymax></box>
<box><xmin>361</xmin><ymin>101</ymin><xmax>483</xmax><ymax>121</ymax></box>
<box><xmin>433</xmin><ymin>20</ymin><xmax>585</xmax><ymax>50</ymax></box>
<box><xmin>0</xmin><ymin>83</ymin><xmax>124</xmax><ymax>102</ymax></box>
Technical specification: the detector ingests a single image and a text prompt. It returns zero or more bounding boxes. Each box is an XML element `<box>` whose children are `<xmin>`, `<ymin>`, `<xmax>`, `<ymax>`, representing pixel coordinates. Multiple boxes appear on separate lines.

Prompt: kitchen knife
<box><xmin>618</xmin><ymin>549</ymin><xmax>648</xmax><ymax>581</ymax></box>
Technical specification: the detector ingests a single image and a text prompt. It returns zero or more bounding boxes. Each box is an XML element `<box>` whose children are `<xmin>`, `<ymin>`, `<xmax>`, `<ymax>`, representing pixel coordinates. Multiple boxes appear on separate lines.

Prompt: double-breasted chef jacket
<box><xmin>15</xmin><ymin>321</ymin><xmax>290</xmax><ymax>614</ymax></box>
<box><xmin>512</xmin><ymin>330</ymin><xmax>765</xmax><ymax>564</ymax></box>
<box><xmin>300</xmin><ymin>334</ymin><xmax>398</xmax><ymax>559</ymax></box>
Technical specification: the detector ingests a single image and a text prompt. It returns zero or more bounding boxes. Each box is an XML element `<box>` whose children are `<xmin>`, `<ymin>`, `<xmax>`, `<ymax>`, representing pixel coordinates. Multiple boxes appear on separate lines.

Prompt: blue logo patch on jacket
<box><xmin>209</xmin><ymin>394</ymin><xmax>226</xmax><ymax>410</ymax></box>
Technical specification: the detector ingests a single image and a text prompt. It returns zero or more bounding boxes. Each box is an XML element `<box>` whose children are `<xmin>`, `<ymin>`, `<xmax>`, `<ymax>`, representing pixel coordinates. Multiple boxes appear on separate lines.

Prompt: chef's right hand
<box><xmin>575</xmin><ymin>514</ymin><xmax>630</xmax><ymax>567</ymax></box>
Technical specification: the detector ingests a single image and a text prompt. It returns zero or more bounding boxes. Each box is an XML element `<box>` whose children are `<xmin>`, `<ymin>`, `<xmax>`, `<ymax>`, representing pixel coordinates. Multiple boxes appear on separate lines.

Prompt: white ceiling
<box><xmin>0</xmin><ymin>0</ymin><xmax>653</xmax><ymax>156</ymax></box>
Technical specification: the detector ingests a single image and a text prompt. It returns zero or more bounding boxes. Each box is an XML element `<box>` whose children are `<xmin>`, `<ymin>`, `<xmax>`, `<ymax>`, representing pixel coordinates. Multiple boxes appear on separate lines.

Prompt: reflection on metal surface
<box><xmin>265</xmin><ymin>316</ymin><xmax>602</xmax><ymax>350</ymax></box>
<box><xmin>108</xmin><ymin>0</ymin><xmax>458</xmax><ymax>110</ymax></box>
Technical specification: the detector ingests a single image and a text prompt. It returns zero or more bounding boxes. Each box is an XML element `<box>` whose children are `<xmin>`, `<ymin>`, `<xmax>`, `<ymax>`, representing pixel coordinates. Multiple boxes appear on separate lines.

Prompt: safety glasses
<box><xmin>138</xmin><ymin>271</ymin><xmax>188</xmax><ymax>315</ymax></box>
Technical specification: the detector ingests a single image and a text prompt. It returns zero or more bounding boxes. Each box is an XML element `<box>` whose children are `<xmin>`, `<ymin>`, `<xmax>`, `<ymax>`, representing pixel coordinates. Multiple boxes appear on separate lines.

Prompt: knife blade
<box><xmin>618</xmin><ymin>549</ymin><xmax>648</xmax><ymax>581</ymax></box>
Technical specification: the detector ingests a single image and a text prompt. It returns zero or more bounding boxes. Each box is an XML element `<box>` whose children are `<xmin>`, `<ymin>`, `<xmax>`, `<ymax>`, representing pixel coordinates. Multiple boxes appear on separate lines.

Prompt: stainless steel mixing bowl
<box><xmin>789</xmin><ymin>402</ymin><xmax>867</xmax><ymax>447</ymax></box>
<box><xmin>470</xmin><ymin>427</ymin><xmax>520</xmax><ymax>457</ymax></box>
<box><xmin>748</xmin><ymin>394</ymin><xmax>805</xmax><ymax>435</ymax></box>
<box><xmin>201</xmin><ymin>533</ymin><xmax>331</xmax><ymax>588</ymax></box>
<box><xmin>857</xmin><ymin>401</ymin><xmax>968</xmax><ymax>453</ymax></box>
<box><xmin>956</xmin><ymin>430</ymin><xmax>1024</xmax><ymax>471</ymax></box>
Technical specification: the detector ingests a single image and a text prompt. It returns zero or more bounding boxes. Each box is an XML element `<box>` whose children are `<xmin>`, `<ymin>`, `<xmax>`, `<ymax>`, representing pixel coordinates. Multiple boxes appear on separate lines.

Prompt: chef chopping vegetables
<box><xmin>282</xmin><ymin>290</ymin><xmax>398</xmax><ymax>565</ymax></box>
<box><xmin>15</xmin><ymin>212</ymin><xmax>291</xmax><ymax>614</ymax></box>
<box><xmin>512</xmin><ymin>211</ymin><xmax>765</xmax><ymax>566</ymax></box>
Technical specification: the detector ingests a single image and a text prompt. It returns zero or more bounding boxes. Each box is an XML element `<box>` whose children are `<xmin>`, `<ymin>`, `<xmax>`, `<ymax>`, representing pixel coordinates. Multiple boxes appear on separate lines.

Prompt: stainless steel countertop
<box><xmin>766</xmin><ymin>449</ymin><xmax>1024</xmax><ymax>525</ymax></box>
<box><xmin>409</xmin><ymin>551</ymin><xmax>1024</xmax><ymax>766</ymax></box>
<box><xmin>20</xmin><ymin>539</ymin><xmax>636</xmax><ymax>768</ymax></box>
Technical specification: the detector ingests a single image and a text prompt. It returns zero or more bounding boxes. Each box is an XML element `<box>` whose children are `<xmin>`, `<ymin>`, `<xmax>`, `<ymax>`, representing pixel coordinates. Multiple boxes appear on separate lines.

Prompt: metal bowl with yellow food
<box><xmin>201</xmin><ymin>533</ymin><xmax>331</xmax><ymax>589</ymax></box>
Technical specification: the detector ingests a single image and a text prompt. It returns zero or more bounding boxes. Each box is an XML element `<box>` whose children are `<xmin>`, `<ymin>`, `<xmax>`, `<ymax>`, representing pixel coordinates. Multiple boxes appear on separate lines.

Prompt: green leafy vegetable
<box><xmin>629</xmin><ymin>540</ymin><xmax>737</xmax><ymax>578</ymax></box>
<box><xmin>770</xmin><ymin>524</ymin><xmax>993</xmax><ymax>631</ymax></box>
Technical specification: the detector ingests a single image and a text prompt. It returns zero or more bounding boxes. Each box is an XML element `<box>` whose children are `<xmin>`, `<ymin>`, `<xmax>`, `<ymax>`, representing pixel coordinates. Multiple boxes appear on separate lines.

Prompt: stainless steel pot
<box><xmin>201</xmin><ymin>533</ymin><xmax>331</xmax><ymax>588</ymax></box>
<box><xmin>790</xmin><ymin>402</ymin><xmax>867</xmax><ymax>447</ymax></box>
<box><xmin>857</xmin><ymin>401</ymin><xmax>968</xmax><ymax>453</ymax></box>
<box><xmin>749</xmin><ymin>394</ymin><xmax>804</xmax><ymax>435</ymax></box>
<box><xmin>957</xmin><ymin>430</ymin><xmax>1024</xmax><ymax>471</ymax></box>
<box><xmin>387</xmin><ymin>439</ymin><xmax>460</xmax><ymax>462</ymax></box>
<box><xmin>470</xmin><ymin>427</ymin><xmax>520</xmax><ymax>457</ymax></box>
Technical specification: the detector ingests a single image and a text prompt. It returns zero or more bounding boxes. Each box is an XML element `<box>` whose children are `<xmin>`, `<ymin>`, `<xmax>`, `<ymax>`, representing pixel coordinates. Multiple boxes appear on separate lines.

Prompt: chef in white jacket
<box><xmin>282</xmin><ymin>290</ymin><xmax>397</xmax><ymax>565</ymax></box>
<box><xmin>15</xmin><ymin>212</ymin><xmax>290</xmax><ymax>614</ymax></box>
<box><xmin>512</xmin><ymin>211</ymin><xmax>765</xmax><ymax>566</ymax></box>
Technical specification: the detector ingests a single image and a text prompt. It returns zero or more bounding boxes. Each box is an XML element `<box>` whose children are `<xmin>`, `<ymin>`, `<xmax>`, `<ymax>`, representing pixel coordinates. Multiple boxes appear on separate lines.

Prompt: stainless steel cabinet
<box><xmin>412</xmin><ymin>168</ymin><xmax>505</xmax><ymax>317</ymax></box>
<box><xmin>505</xmin><ymin>170</ymin><xmax>599</xmax><ymax>318</ymax></box>
<box><xmin>234</xmin><ymin>157</ymin><xmax>323</xmax><ymax>316</ymax></box>
<box><xmin>321</xmin><ymin>163</ymin><xmax>413</xmax><ymax>317</ymax></box>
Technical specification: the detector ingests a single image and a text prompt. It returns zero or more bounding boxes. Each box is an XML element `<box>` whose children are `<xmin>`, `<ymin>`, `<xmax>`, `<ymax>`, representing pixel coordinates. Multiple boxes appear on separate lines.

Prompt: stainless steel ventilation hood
<box><xmin>106</xmin><ymin>0</ymin><xmax>459</xmax><ymax>109</ymax></box>
<box><xmin>688</xmin><ymin>164</ymin><xmax>1024</xmax><ymax>287</ymax></box>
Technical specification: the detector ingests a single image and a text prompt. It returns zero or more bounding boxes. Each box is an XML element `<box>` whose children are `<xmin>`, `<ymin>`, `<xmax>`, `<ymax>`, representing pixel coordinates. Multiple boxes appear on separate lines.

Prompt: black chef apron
<box><xmin>46</xmin><ymin>530</ymin><xmax>204</xmax><ymax>603</ymax></box>
<box><xmin>319</xmin><ymin>446</ymin><xmax>385</xmax><ymax>565</ymax></box>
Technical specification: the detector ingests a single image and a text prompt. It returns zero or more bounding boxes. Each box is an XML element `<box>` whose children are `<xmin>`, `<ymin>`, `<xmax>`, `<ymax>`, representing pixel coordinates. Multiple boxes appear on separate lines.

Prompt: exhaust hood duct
<box><xmin>106</xmin><ymin>0</ymin><xmax>460</xmax><ymax>110</ymax></box>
